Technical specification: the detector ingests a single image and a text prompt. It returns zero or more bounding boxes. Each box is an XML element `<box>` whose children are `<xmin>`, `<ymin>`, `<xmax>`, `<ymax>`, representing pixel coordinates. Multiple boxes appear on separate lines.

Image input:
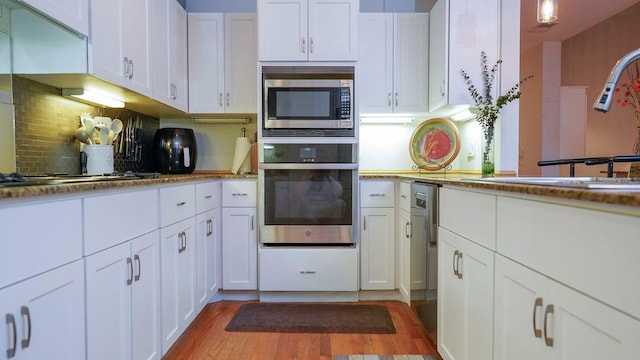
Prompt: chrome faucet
<box><xmin>593</xmin><ymin>47</ymin><xmax>640</xmax><ymax>112</ymax></box>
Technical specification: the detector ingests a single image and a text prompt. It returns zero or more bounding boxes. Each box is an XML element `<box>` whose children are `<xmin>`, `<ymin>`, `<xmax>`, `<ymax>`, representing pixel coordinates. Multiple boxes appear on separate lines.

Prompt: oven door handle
<box><xmin>259</xmin><ymin>163</ymin><xmax>358</xmax><ymax>170</ymax></box>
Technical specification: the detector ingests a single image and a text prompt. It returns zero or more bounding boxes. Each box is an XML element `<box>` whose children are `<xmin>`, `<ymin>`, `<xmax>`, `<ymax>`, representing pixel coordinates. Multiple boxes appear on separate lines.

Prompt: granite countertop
<box><xmin>2</xmin><ymin>170</ymin><xmax>639</xmax><ymax>210</ymax></box>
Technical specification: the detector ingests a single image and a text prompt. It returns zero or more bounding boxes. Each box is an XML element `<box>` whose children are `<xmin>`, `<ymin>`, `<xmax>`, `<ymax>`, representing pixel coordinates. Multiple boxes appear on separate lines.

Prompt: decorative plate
<box><xmin>409</xmin><ymin>118</ymin><xmax>461</xmax><ymax>170</ymax></box>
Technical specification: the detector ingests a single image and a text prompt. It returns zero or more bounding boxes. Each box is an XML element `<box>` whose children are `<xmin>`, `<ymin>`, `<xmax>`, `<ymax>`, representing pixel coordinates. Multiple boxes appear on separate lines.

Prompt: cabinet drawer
<box><xmin>222</xmin><ymin>180</ymin><xmax>257</xmax><ymax>207</ymax></box>
<box><xmin>396</xmin><ymin>180</ymin><xmax>411</xmax><ymax>212</ymax></box>
<box><xmin>440</xmin><ymin>187</ymin><xmax>496</xmax><ymax>250</ymax></box>
<box><xmin>0</xmin><ymin>199</ymin><xmax>83</xmax><ymax>289</ymax></box>
<box><xmin>196</xmin><ymin>181</ymin><xmax>219</xmax><ymax>214</ymax></box>
<box><xmin>497</xmin><ymin>196</ymin><xmax>640</xmax><ymax>320</ymax></box>
<box><xmin>160</xmin><ymin>184</ymin><xmax>196</xmax><ymax>227</ymax></box>
<box><xmin>259</xmin><ymin>248</ymin><xmax>358</xmax><ymax>291</ymax></box>
<box><xmin>84</xmin><ymin>189</ymin><xmax>159</xmax><ymax>255</ymax></box>
<box><xmin>360</xmin><ymin>180</ymin><xmax>394</xmax><ymax>207</ymax></box>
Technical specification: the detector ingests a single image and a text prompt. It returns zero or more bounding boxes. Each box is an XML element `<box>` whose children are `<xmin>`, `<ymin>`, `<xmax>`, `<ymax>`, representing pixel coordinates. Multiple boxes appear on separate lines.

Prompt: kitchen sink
<box><xmin>462</xmin><ymin>177</ymin><xmax>640</xmax><ymax>190</ymax></box>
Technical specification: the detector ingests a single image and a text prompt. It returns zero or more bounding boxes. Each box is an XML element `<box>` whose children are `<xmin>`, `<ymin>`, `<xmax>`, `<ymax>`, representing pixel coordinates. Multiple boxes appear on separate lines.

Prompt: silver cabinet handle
<box><xmin>176</xmin><ymin>201</ymin><xmax>186</xmax><ymax>207</ymax></box>
<box><xmin>123</xmin><ymin>57</ymin><xmax>129</xmax><ymax>77</ymax></box>
<box><xmin>126</xmin><ymin>257</ymin><xmax>133</xmax><ymax>285</ymax></box>
<box><xmin>395</xmin><ymin>92</ymin><xmax>399</xmax><ymax>107</ymax></box>
<box><xmin>205</xmin><ymin>195</ymin><xmax>213</xmax><ymax>199</ymax></box>
<box><xmin>6</xmin><ymin>313</ymin><xmax>16</xmax><ymax>358</ymax></box>
<box><xmin>301</xmin><ymin>37</ymin><xmax>306</xmax><ymax>53</ymax></box>
<box><xmin>299</xmin><ymin>270</ymin><xmax>316</xmax><ymax>274</ymax></box>
<box><xmin>456</xmin><ymin>252</ymin><xmax>463</xmax><ymax>279</ymax></box>
<box><xmin>543</xmin><ymin>304</ymin><xmax>554</xmax><ymax>347</ymax></box>
<box><xmin>369</xmin><ymin>193</ymin><xmax>386</xmax><ymax>197</ymax></box>
<box><xmin>309</xmin><ymin>37</ymin><xmax>314</xmax><ymax>53</ymax></box>
<box><xmin>362</xmin><ymin>216</ymin><xmax>366</xmax><ymax>231</ymax></box>
<box><xmin>218</xmin><ymin>92</ymin><xmax>223</xmax><ymax>107</ymax></box>
<box><xmin>134</xmin><ymin>254</ymin><xmax>141</xmax><ymax>282</ymax></box>
<box><xmin>178</xmin><ymin>231</ymin><xmax>187</xmax><ymax>253</ymax></box>
<box><xmin>400</xmin><ymin>194</ymin><xmax>407</xmax><ymax>198</ymax></box>
<box><xmin>183</xmin><ymin>231</ymin><xmax>187</xmax><ymax>251</ymax></box>
<box><xmin>232</xmin><ymin>193</ymin><xmax>248</xmax><ymax>197</ymax></box>
<box><xmin>388</xmin><ymin>92</ymin><xmax>392</xmax><ymax>107</ymax></box>
<box><xmin>177</xmin><ymin>232</ymin><xmax>183</xmax><ymax>253</ymax></box>
<box><xmin>128</xmin><ymin>59</ymin><xmax>134</xmax><ymax>79</ymax></box>
<box><xmin>405</xmin><ymin>221</ymin><xmax>411</xmax><ymax>238</ymax></box>
<box><xmin>251</xmin><ymin>216</ymin><xmax>254</xmax><ymax>231</ymax></box>
<box><xmin>440</xmin><ymin>80</ymin><xmax>445</xmax><ymax>96</ymax></box>
<box><xmin>20</xmin><ymin>306</ymin><xmax>31</xmax><ymax>349</ymax></box>
<box><xmin>453</xmin><ymin>250</ymin><xmax>459</xmax><ymax>276</ymax></box>
<box><xmin>226</xmin><ymin>92</ymin><xmax>230</xmax><ymax>107</ymax></box>
<box><xmin>532</xmin><ymin>297</ymin><xmax>543</xmax><ymax>338</ymax></box>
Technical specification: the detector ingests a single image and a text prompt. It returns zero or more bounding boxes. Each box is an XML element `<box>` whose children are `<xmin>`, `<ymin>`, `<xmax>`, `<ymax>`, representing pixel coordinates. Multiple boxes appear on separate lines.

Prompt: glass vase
<box><xmin>629</xmin><ymin>127</ymin><xmax>640</xmax><ymax>178</ymax></box>
<box><xmin>481</xmin><ymin>126</ymin><xmax>495</xmax><ymax>177</ymax></box>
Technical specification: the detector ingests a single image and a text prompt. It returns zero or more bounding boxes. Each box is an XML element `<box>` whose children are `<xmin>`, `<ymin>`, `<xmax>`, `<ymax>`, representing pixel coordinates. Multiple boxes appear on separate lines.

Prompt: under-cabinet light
<box><xmin>62</xmin><ymin>88</ymin><xmax>125</xmax><ymax>108</ymax></box>
<box><xmin>450</xmin><ymin>108</ymin><xmax>476</xmax><ymax>121</ymax></box>
<box><xmin>192</xmin><ymin>117</ymin><xmax>250</xmax><ymax>124</ymax></box>
<box><xmin>360</xmin><ymin>116</ymin><xmax>414</xmax><ymax>124</ymax></box>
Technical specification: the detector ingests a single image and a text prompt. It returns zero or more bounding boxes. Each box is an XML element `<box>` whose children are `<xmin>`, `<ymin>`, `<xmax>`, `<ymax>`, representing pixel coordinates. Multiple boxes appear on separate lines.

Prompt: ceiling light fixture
<box><xmin>62</xmin><ymin>88</ymin><xmax>125</xmax><ymax>108</ymax></box>
<box><xmin>537</xmin><ymin>0</ymin><xmax>558</xmax><ymax>24</ymax></box>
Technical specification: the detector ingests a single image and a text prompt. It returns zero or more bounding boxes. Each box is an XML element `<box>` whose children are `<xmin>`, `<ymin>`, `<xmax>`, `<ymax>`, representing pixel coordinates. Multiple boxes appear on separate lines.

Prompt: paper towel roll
<box><xmin>231</xmin><ymin>137</ymin><xmax>252</xmax><ymax>174</ymax></box>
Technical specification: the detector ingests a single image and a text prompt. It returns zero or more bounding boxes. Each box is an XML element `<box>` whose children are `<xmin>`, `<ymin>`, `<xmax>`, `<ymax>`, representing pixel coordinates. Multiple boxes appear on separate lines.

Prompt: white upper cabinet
<box><xmin>151</xmin><ymin>0</ymin><xmax>188</xmax><ymax>111</ymax></box>
<box><xmin>358</xmin><ymin>13</ymin><xmax>429</xmax><ymax>114</ymax></box>
<box><xmin>17</xmin><ymin>0</ymin><xmax>88</xmax><ymax>37</ymax></box>
<box><xmin>188</xmin><ymin>13</ymin><xmax>257</xmax><ymax>114</ymax></box>
<box><xmin>91</xmin><ymin>0</ymin><xmax>152</xmax><ymax>97</ymax></box>
<box><xmin>428</xmin><ymin>0</ymin><xmax>499</xmax><ymax>112</ymax></box>
<box><xmin>258</xmin><ymin>0</ymin><xmax>358</xmax><ymax>61</ymax></box>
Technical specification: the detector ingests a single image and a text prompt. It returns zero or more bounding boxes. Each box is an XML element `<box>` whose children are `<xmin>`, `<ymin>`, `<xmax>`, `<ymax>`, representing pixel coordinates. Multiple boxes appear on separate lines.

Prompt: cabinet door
<box><xmin>124</xmin><ymin>0</ymin><xmax>152</xmax><ymax>96</ymax></box>
<box><xmin>85</xmin><ymin>242</ymin><xmax>132</xmax><ymax>360</ymax></box>
<box><xmin>169</xmin><ymin>0</ymin><xmax>188</xmax><ymax>111</ymax></box>
<box><xmin>224</xmin><ymin>14</ymin><xmax>257</xmax><ymax>113</ymax></box>
<box><xmin>308</xmin><ymin>0</ymin><xmax>358</xmax><ymax>61</ymax></box>
<box><xmin>89</xmin><ymin>0</ymin><xmax>127</xmax><ymax>88</ymax></box>
<box><xmin>438</xmin><ymin>227</ymin><xmax>494</xmax><ymax>360</ymax></box>
<box><xmin>0</xmin><ymin>260</ymin><xmax>85</xmax><ymax>360</ymax></box>
<box><xmin>195</xmin><ymin>209</ymin><xmax>218</xmax><ymax>312</ymax></box>
<box><xmin>188</xmin><ymin>13</ymin><xmax>224</xmax><ymax>113</ymax></box>
<box><xmin>160</xmin><ymin>218</ymin><xmax>196</xmax><ymax>354</ymax></box>
<box><xmin>131</xmin><ymin>231</ymin><xmax>161</xmax><ymax>360</ymax></box>
<box><xmin>428</xmin><ymin>0</ymin><xmax>446</xmax><ymax>112</ymax></box>
<box><xmin>549</xmin><ymin>278</ymin><xmax>640</xmax><ymax>360</ymax></box>
<box><xmin>19</xmin><ymin>0</ymin><xmax>88</xmax><ymax>36</ymax></box>
<box><xmin>258</xmin><ymin>0</ymin><xmax>307</xmax><ymax>61</ymax></box>
<box><xmin>360</xmin><ymin>207</ymin><xmax>395</xmax><ymax>290</ymax></box>
<box><xmin>396</xmin><ymin>207</ymin><xmax>411</xmax><ymax>304</ymax></box>
<box><xmin>494</xmin><ymin>255</ymin><xmax>547</xmax><ymax>360</ymax></box>
<box><xmin>222</xmin><ymin>207</ymin><xmax>257</xmax><ymax>290</ymax></box>
<box><xmin>393</xmin><ymin>13</ymin><xmax>429</xmax><ymax>113</ymax></box>
<box><xmin>358</xmin><ymin>13</ymin><xmax>393</xmax><ymax>114</ymax></box>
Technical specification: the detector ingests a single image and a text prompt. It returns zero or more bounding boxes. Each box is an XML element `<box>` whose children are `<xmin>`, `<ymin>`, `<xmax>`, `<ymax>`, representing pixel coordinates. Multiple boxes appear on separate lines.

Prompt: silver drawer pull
<box><xmin>369</xmin><ymin>193</ymin><xmax>386</xmax><ymax>197</ymax></box>
<box><xmin>6</xmin><ymin>313</ymin><xmax>16</xmax><ymax>358</ymax></box>
<box><xmin>20</xmin><ymin>306</ymin><xmax>31</xmax><ymax>349</ymax></box>
<box><xmin>299</xmin><ymin>271</ymin><xmax>316</xmax><ymax>274</ymax></box>
<box><xmin>232</xmin><ymin>193</ymin><xmax>248</xmax><ymax>196</ymax></box>
<box><xmin>205</xmin><ymin>195</ymin><xmax>213</xmax><ymax>199</ymax></box>
<box><xmin>176</xmin><ymin>201</ymin><xmax>186</xmax><ymax>207</ymax></box>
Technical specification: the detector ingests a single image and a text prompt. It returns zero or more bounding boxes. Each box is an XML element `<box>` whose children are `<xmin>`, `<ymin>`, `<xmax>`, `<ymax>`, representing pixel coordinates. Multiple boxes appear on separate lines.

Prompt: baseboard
<box><xmin>259</xmin><ymin>291</ymin><xmax>359</xmax><ymax>302</ymax></box>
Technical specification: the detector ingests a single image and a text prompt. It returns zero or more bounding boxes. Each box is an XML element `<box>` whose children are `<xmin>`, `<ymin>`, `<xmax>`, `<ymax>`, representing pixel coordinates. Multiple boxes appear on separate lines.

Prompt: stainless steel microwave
<box><xmin>262</xmin><ymin>66</ymin><xmax>354</xmax><ymax>137</ymax></box>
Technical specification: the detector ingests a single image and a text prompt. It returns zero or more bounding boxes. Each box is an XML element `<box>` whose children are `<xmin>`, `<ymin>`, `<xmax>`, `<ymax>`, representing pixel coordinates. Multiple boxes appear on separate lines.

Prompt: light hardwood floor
<box><xmin>163</xmin><ymin>301</ymin><xmax>441</xmax><ymax>360</ymax></box>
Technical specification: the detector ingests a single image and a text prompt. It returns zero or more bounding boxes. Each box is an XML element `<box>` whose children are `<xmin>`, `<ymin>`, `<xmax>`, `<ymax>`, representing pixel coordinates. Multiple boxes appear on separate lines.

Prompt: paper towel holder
<box><xmin>192</xmin><ymin>117</ymin><xmax>250</xmax><ymax>124</ymax></box>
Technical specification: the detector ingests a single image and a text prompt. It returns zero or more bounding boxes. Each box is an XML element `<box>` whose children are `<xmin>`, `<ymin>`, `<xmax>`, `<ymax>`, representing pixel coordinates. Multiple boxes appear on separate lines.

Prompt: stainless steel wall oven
<box><xmin>258</xmin><ymin>143</ymin><xmax>358</xmax><ymax>246</ymax></box>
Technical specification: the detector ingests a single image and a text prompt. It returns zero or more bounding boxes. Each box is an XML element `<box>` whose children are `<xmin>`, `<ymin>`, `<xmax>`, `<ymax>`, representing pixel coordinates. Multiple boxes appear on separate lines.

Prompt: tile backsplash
<box><xmin>13</xmin><ymin>76</ymin><xmax>158</xmax><ymax>175</ymax></box>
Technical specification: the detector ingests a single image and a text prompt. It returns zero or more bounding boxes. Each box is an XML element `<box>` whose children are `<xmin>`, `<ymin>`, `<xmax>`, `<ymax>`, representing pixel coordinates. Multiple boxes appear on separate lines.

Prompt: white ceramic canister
<box><xmin>84</xmin><ymin>145</ymin><xmax>114</xmax><ymax>175</ymax></box>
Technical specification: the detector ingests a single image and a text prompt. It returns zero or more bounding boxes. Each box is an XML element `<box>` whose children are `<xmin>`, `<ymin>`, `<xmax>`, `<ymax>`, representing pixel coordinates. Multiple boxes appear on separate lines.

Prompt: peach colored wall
<box><xmin>519</xmin><ymin>45</ymin><xmax>543</xmax><ymax>176</ymax></box>
<box><xmin>561</xmin><ymin>2</ymin><xmax>640</xmax><ymax>176</ymax></box>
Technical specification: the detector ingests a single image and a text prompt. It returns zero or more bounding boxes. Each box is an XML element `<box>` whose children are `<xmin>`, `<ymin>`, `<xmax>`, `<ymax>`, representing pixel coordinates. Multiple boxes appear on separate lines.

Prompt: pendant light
<box><xmin>537</xmin><ymin>0</ymin><xmax>558</xmax><ymax>23</ymax></box>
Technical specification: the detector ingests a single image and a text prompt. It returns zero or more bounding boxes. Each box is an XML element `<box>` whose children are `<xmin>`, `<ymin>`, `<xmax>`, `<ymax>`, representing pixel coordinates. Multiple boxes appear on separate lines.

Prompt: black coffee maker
<box><xmin>153</xmin><ymin>128</ymin><xmax>198</xmax><ymax>174</ymax></box>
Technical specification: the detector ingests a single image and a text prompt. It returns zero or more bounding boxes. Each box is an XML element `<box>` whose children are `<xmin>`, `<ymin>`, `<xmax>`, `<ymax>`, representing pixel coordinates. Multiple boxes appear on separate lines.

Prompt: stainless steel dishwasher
<box><xmin>411</xmin><ymin>181</ymin><xmax>439</xmax><ymax>344</ymax></box>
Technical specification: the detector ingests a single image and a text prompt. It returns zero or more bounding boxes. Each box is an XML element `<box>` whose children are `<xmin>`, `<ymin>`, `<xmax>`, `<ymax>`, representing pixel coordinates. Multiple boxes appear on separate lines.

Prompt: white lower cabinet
<box><xmin>195</xmin><ymin>209</ymin><xmax>218</xmax><ymax>311</ymax></box>
<box><xmin>495</xmin><ymin>254</ymin><xmax>640</xmax><ymax>360</ymax></box>
<box><xmin>160</xmin><ymin>217</ymin><xmax>196</xmax><ymax>354</ymax></box>
<box><xmin>85</xmin><ymin>231</ymin><xmax>161</xmax><ymax>360</ymax></box>
<box><xmin>0</xmin><ymin>260</ymin><xmax>85</xmax><ymax>360</ymax></box>
<box><xmin>222</xmin><ymin>180</ymin><xmax>257</xmax><ymax>290</ymax></box>
<box><xmin>438</xmin><ymin>227</ymin><xmax>494</xmax><ymax>360</ymax></box>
